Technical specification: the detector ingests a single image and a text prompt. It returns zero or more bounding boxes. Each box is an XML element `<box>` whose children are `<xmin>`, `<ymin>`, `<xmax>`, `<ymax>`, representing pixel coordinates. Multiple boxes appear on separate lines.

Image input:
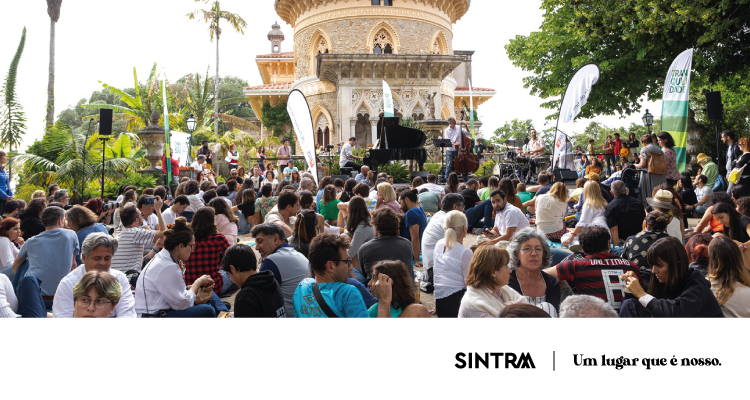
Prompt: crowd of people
<box><xmin>1</xmin><ymin>130</ymin><xmax>749</xmax><ymax>318</ymax></box>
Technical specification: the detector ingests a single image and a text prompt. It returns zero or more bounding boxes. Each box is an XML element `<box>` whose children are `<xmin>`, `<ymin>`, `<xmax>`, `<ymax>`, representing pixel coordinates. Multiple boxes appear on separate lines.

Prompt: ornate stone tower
<box><xmin>268</xmin><ymin>21</ymin><xmax>285</xmax><ymax>54</ymax></box>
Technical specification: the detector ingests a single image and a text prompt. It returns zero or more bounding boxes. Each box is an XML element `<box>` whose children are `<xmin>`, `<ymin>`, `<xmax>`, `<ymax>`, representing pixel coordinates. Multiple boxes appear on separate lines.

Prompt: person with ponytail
<box><xmin>433</xmin><ymin>210</ymin><xmax>472</xmax><ymax>318</ymax></box>
<box><xmin>290</xmin><ymin>209</ymin><xmax>319</xmax><ymax>259</ymax></box>
<box><xmin>134</xmin><ymin>217</ymin><xmax>229</xmax><ymax>318</ymax></box>
<box><xmin>620</xmin><ymin>237</ymin><xmax>723</xmax><ymax>318</ymax></box>
<box><xmin>685</xmin><ymin>233</ymin><xmax>712</xmax><ymax>277</ymax></box>
<box><xmin>707</xmin><ymin>235</ymin><xmax>750</xmax><ymax>317</ymax></box>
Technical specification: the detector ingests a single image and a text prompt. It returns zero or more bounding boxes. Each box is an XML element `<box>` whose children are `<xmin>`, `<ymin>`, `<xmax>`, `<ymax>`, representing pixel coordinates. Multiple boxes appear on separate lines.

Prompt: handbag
<box><xmin>646</xmin><ymin>148</ymin><xmax>667</xmax><ymax>175</ymax></box>
<box><xmin>728</xmin><ymin>164</ymin><xmax>746</xmax><ymax>184</ymax></box>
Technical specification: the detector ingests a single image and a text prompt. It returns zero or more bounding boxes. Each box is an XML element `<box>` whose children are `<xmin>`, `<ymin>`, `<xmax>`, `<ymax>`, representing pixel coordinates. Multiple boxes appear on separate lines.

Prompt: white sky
<box><xmin>0</xmin><ymin>0</ymin><xmax>659</xmax><ymax>152</ymax></box>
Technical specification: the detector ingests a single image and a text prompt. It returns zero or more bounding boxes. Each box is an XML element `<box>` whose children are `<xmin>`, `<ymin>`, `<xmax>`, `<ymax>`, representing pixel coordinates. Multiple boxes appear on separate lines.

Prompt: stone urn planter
<box><xmin>418</xmin><ymin>119</ymin><xmax>450</xmax><ymax>164</ymax></box>
<box><xmin>138</xmin><ymin>110</ymin><xmax>166</xmax><ymax>174</ymax></box>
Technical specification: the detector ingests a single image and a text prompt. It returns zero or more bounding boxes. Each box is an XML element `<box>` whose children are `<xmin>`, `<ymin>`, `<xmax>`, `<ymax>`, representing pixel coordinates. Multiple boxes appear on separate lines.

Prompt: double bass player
<box><xmin>444</xmin><ymin>117</ymin><xmax>470</xmax><ymax>181</ymax></box>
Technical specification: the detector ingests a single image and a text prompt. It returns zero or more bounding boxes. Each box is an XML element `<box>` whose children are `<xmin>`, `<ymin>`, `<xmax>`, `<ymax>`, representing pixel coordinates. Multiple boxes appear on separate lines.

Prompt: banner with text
<box><xmin>554</xmin><ymin>64</ymin><xmax>600</xmax><ymax>169</ymax></box>
<box><xmin>661</xmin><ymin>48</ymin><xmax>693</xmax><ymax>172</ymax></box>
<box><xmin>383</xmin><ymin>80</ymin><xmax>394</xmax><ymax>118</ymax></box>
<box><xmin>286</xmin><ymin>89</ymin><xmax>318</xmax><ymax>186</ymax></box>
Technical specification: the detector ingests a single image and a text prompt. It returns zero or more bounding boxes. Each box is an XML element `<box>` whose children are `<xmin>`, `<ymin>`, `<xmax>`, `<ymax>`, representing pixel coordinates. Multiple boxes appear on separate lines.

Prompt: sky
<box><xmin>0</xmin><ymin>0</ymin><xmax>660</xmax><ymax>152</ymax></box>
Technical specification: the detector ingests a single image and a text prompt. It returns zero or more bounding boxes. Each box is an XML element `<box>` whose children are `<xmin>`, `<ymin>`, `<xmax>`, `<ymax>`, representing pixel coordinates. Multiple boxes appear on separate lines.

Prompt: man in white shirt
<box><xmin>524</xmin><ymin>129</ymin><xmax>546</xmax><ymax>177</ymax></box>
<box><xmin>191</xmin><ymin>155</ymin><xmax>216</xmax><ymax>184</ymax></box>
<box><xmin>444</xmin><ymin>117</ymin><xmax>469</xmax><ymax>181</ymax></box>
<box><xmin>265</xmin><ymin>191</ymin><xmax>300</xmax><ymax>238</ymax></box>
<box><xmin>53</xmin><ymin>233</ymin><xmax>136</xmax><ymax>318</ymax></box>
<box><xmin>482</xmin><ymin>189</ymin><xmax>530</xmax><ymax>244</ymax></box>
<box><xmin>688</xmin><ymin>175</ymin><xmax>714</xmax><ymax>216</ymax></box>
<box><xmin>339</xmin><ymin>137</ymin><xmax>363</xmax><ymax>172</ymax></box>
<box><xmin>417</xmin><ymin>173</ymin><xmax>445</xmax><ymax>197</ymax></box>
<box><xmin>110</xmin><ymin>201</ymin><xmax>166</xmax><ymax>273</ymax></box>
<box><xmin>162</xmin><ymin>195</ymin><xmax>189</xmax><ymax>226</ymax></box>
<box><xmin>137</xmin><ymin>195</ymin><xmax>159</xmax><ymax>229</ymax></box>
<box><xmin>420</xmin><ymin>194</ymin><xmax>464</xmax><ymax>292</ymax></box>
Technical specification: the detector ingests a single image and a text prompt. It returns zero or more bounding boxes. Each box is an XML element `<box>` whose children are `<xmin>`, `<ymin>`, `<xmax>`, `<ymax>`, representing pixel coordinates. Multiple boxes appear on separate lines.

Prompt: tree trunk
<box><xmin>46</xmin><ymin>18</ymin><xmax>56</xmax><ymax>127</ymax></box>
<box><xmin>214</xmin><ymin>25</ymin><xmax>221</xmax><ymax>178</ymax></box>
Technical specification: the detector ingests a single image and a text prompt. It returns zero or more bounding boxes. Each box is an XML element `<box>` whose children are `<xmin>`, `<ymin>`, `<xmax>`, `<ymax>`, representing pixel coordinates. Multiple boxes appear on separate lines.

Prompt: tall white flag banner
<box><xmin>382</xmin><ymin>80</ymin><xmax>394</xmax><ymax>118</ymax></box>
<box><xmin>468</xmin><ymin>78</ymin><xmax>475</xmax><ymax>141</ymax></box>
<box><xmin>554</xmin><ymin>63</ymin><xmax>600</xmax><ymax>169</ymax></box>
<box><xmin>286</xmin><ymin>89</ymin><xmax>318</xmax><ymax>186</ymax></box>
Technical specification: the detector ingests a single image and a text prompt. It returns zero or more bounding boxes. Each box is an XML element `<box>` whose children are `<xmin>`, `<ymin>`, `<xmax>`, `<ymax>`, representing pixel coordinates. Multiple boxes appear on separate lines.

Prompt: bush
<box><xmin>378</xmin><ymin>162</ymin><xmax>409</xmax><ymax>181</ymax></box>
<box><xmin>424</xmin><ymin>162</ymin><xmax>442</xmax><ymax>176</ymax></box>
<box><xmin>15</xmin><ymin>184</ymin><xmax>47</xmax><ymax>203</ymax></box>
<box><xmin>113</xmin><ymin>171</ymin><xmax>159</xmax><ymax>193</ymax></box>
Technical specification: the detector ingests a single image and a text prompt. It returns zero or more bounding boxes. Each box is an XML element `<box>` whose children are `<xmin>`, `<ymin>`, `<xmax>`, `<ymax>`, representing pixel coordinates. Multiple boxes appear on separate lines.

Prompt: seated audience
<box><xmin>498</xmin><ymin>303</ymin><xmax>553</xmax><ymax>318</ymax></box>
<box><xmin>71</xmin><ymin>270</ymin><xmax>123</xmax><ymax>318</ymax></box>
<box><xmin>264</xmin><ymin>191</ymin><xmax>300</xmax><ymax>238</ymax></box>
<box><xmin>559</xmin><ymin>295</ymin><xmax>618</xmax><ymax>318</ymax></box>
<box><xmin>459</xmin><ymin>246</ymin><xmax>528</xmax><ymax>318</ymax></box>
<box><xmin>368</xmin><ymin>260</ymin><xmax>430</xmax><ymax>318</ymax></box>
<box><xmin>293</xmin><ymin>234</ymin><xmax>392</xmax><ymax>318</ymax></box>
<box><xmin>375</xmin><ymin>182</ymin><xmax>403</xmax><ymax>215</ymax></box>
<box><xmin>545</xmin><ymin>226</ymin><xmax>641</xmax><ymax>311</ymax></box>
<box><xmin>418</xmin><ymin>187</ymin><xmax>441</xmax><ymax>214</ymax></box>
<box><xmin>65</xmin><ymin>206</ymin><xmax>109</xmax><ymax>265</ymax></box>
<box><xmin>707</xmin><ymin>235</ymin><xmax>750</xmax><ymax>318</ymax></box>
<box><xmin>563</xmin><ymin>181</ymin><xmax>608</xmax><ymax>248</ymax></box>
<box><xmin>0</xmin><ymin>218</ymin><xmax>22</xmax><ymax>274</ymax></box>
<box><xmin>400</xmin><ymin>189</ymin><xmax>428</xmax><ymax>268</ymax></box>
<box><xmin>290</xmin><ymin>209</ymin><xmax>318</xmax><ymax>258</ymax></box>
<box><xmin>359</xmin><ymin>207</ymin><xmax>414</xmax><ymax>281</ymax></box>
<box><xmin>113</xmin><ymin>189</ymin><xmax>137</xmax><ymax>229</ymax></box>
<box><xmin>221</xmin><ymin>244</ymin><xmax>286</xmax><ymax>318</ymax></box>
<box><xmin>135</xmin><ymin>217</ymin><xmax>228</xmax><ymax>318</ymax></box>
<box><xmin>162</xmin><ymin>195</ymin><xmax>189</xmax><ymax>226</ymax></box>
<box><xmin>687</xmin><ymin>174</ymin><xmax>713</xmax><ymax>216</ymax></box>
<box><xmin>605</xmin><ymin>180</ymin><xmax>645</xmax><ymax>245</ymax></box>
<box><xmin>343</xmin><ymin>197</ymin><xmax>375</xmax><ymax>283</ymax></box>
<box><xmin>186</xmin><ymin>207</ymin><xmax>234</xmax><ymax>296</ymax></box>
<box><xmin>318</xmin><ymin>184</ymin><xmax>341</xmax><ymax>224</ymax></box>
<box><xmin>19</xmin><ymin>198</ymin><xmax>46</xmax><ymax>240</ymax></box>
<box><xmin>646</xmin><ymin>187</ymin><xmax>684</xmax><ymax>242</ymax></box>
<box><xmin>506</xmin><ymin>227</ymin><xmax>561</xmax><ymax>315</ymax></box>
<box><xmin>0</xmin><ymin>273</ymin><xmax>19</xmax><ymax>318</ymax></box>
<box><xmin>420</xmin><ymin>194</ymin><xmax>464</xmax><ymax>292</ymax></box>
<box><xmin>534</xmin><ymin>182</ymin><xmax>569</xmax><ymax>240</ymax></box>
<box><xmin>685</xmin><ymin>233</ymin><xmax>712</xmax><ymax>277</ymax></box>
<box><xmin>251</xmin><ymin>223</ymin><xmax>309</xmax><ymax>317</ymax></box>
<box><xmin>110</xmin><ymin>203</ymin><xmax>166</xmax><ymax>273</ymax></box>
<box><xmin>433</xmin><ymin>210</ymin><xmax>472</xmax><ymax>318</ymax></box>
<box><xmin>619</xmin><ymin>237</ymin><xmax>723</xmax><ymax>318</ymax></box>
<box><xmin>693</xmin><ymin>191</ymin><xmax>734</xmax><ymax>235</ymax></box>
<box><xmin>622</xmin><ymin>211</ymin><xmax>672</xmax><ymax>289</ymax></box>
<box><xmin>209</xmin><ymin>197</ymin><xmax>239</xmax><ymax>245</ymax></box>
<box><xmin>711</xmin><ymin>202</ymin><xmax>750</xmax><ymax>246</ymax></box>
<box><xmin>458</xmin><ymin>179</ymin><xmax>481</xmax><ymax>209</ymax></box>
<box><xmin>482</xmin><ymin>189</ymin><xmax>531</xmax><ymax>245</ymax></box>
<box><xmin>53</xmin><ymin>233</ymin><xmax>135</xmax><ymax>318</ymax></box>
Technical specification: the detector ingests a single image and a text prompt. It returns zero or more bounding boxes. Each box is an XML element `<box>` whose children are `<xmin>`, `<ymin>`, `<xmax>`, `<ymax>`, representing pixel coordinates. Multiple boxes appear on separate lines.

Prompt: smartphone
<box><xmin>145</xmin><ymin>196</ymin><xmax>156</xmax><ymax>205</ymax></box>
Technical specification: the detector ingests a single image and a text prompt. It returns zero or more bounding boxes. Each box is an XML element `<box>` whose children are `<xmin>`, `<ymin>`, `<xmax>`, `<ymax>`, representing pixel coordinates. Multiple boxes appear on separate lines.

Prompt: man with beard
<box><xmin>482</xmin><ymin>189</ymin><xmax>530</xmax><ymax>245</ymax></box>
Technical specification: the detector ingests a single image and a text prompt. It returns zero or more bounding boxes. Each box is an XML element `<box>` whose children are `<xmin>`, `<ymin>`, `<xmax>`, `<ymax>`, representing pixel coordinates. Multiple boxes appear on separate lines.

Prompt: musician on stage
<box><xmin>523</xmin><ymin>129</ymin><xmax>545</xmax><ymax>177</ymax></box>
<box><xmin>340</xmin><ymin>137</ymin><xmax>363</xmax><ymax>172</ymax></box>
<box><xmin>445</xmin><ymin>117</ymin><xmax>470</xmax><ymax>181</ymax></box>
<box><xmin>474</xmin><ymin>138</ymin><xmax>487</xmax><ymax>162</ymax></box>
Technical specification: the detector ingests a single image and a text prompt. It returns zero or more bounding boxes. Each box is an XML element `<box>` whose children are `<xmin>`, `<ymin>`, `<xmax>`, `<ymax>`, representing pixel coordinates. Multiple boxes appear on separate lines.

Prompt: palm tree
<box><xmin>13</xmin><ymin>124</ymin><xmax>138</xmax><ymax>203</ymax></box>
<box><xmin>187</xmin><ymin>1</ymin><xmax>247</xmax><ymax>175</ymax></box>
<box><xmin>0</xmin><ymin>27</ymin><xmax>27</xmax><ymax>179</ymax></box>
<box><xmin>45</xmin><ymin>1</ymin><xmax>62</xmax><ymax>127</ymax></box>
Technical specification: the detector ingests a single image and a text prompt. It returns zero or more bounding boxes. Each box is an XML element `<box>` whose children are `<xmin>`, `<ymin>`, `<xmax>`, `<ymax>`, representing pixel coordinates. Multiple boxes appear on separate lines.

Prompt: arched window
<box><xmin>373</xmin><ymin>29</ymin><xmax>393</xmax><ymax>54</ymax></box>
<box><xmin>371</xmin><ymin>0</ymin><xmax>380</xmax><ymax>5</ymax></box>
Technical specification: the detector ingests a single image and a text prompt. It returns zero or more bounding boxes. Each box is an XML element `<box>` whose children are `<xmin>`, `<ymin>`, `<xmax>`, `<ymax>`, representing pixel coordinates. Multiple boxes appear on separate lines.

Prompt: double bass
<box><xmin>453</xmin><ymin>116</ymin><xmax>480</xmax><ymax>175</ymax></box>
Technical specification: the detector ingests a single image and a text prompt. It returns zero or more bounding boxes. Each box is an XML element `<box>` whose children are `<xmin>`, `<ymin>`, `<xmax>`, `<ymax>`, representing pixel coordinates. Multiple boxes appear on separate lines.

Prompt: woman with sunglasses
<box><xmin>135</xmin><ymin>217</ymin><xmax>229</xmax><ymax>318</ymax></box>
<box><xmin>72</xmin><ymin>270</ymin><xmax>122</xmax><ymax>318</ymax></box>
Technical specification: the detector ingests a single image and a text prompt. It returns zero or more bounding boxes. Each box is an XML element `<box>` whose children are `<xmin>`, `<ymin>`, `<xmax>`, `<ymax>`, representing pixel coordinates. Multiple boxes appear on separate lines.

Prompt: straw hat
<box><xmin>697</xmin><ymin>153</ymin><xmax>711</xmax><ymax>163</ymax></box>
<box><xmin>647</xmin><ymin>189</ymin><xmax>676</xmax><ymax>210</ymax></box>
<box><xmin>586</xmin><ymin>172</ymin><xmax>600</xmax><ymax>181</ymax></box>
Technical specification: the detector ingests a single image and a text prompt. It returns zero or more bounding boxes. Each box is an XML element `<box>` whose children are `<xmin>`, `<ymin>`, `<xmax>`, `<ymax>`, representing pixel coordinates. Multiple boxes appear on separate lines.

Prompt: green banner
<box><xmin>660</xmin><ymin>49</ymin><xmax>693</xmax><ymax>172</ymax></box>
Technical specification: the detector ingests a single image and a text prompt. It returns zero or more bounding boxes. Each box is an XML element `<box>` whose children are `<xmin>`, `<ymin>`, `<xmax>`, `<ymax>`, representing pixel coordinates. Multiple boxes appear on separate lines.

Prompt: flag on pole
<box><xmin>162</xmin><ymin>81</ymin><xmax>171</xmax><ymax>184</ymax></box>
<box><xmin>286</xmin><ymin>89</ymin><xmax>318</xmax><ymax>186</ymax></box>
<box><xmin>661</xmin><ymin>49</ymin><xmax>693</xmax><ymax>172</ymax></box>
<box><xmin>468</xmin><ymin>79</ymin><xmax>475</xmax><ymax>142</ymax></box>
<box><xmin>383</xmin><ymin>81</ymin><xmax>394</xmax><ymax>118</ymax></box>
<box><xmin>554</xmin><ymin>63</ymin><xmax>600</xmax><ymax>169</ymax></box>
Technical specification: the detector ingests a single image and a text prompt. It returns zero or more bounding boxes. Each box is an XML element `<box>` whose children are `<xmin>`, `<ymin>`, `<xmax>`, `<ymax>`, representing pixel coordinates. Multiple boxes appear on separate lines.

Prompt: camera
<box><xmin>326</xmin><ymin>144</ymin><xmax>334</xmax><ymax>150</ymax></box>
<box><xmin>103</xmin><ymin>202</ymin><xmax>121</xmax><ymax>211</ymax></box>
<box><xmin>145</xmin><ymin>196</ymin><xmax>157</xmax><ymax>205</ymax></box>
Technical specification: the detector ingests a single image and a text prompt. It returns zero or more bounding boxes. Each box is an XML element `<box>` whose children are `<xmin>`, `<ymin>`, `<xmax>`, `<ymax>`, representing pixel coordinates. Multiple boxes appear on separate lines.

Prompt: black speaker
<box><xmin>332</xmin><ymin>175</ymin><xmax>350</xmax><ymax>182</ymax></box>
<box><xmin>411</xmin><ymin>171</ymin><xmax>429</xmax><ymax>180</ymax></box>
<box><xmin>99</xmin><ymin>108</ymin><xmax>113</xmax><ymax>136</ymax></box>
<box><xmin>553</xmin><ymin>168</ymin><xmax>578</xmax><ymax>183</ymax></box>
<box><xmin>706</xmin><ymin>91</ymin><xmax>723</xmax><ymax>121</ymax></box>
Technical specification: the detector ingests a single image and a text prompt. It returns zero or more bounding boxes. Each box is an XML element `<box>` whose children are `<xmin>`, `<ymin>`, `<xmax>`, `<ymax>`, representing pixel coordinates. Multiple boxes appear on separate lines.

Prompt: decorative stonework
<box><xmin>293</xmin><ymin>6</ymin><xmax>454</xmax><ymax>33</ymax></box>
<box><xmin>373</xmin><ymin>28</ymin><xmax>394</xmax><ymax>53</ymax></box>
<box><xmin>306</xmin><ymin>92</ymin><xmax>339</xmax><ymax>142</ymax></box>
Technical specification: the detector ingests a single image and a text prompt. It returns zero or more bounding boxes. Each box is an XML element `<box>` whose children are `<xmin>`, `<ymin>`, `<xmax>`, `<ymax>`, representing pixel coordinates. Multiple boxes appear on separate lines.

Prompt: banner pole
<box><xmin>162</xmin><ymin>81</ymin><xmax>172</xmax><ymax>186</ymax></box>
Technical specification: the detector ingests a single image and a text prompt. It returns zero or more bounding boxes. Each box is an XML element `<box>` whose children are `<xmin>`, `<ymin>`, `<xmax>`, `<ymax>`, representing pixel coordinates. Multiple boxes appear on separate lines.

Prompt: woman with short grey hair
<box><xmin>506</xmin><ymin>227</ymin><xmax>561</xmax><ymax>315</ymax></box>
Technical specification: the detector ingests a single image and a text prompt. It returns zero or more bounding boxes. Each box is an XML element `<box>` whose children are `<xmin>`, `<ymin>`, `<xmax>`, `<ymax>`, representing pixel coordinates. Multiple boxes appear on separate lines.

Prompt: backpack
<box><xmin>646</xmin><ymin>147</ymin><xmax>667</xmax><ymax>175</ymax></box>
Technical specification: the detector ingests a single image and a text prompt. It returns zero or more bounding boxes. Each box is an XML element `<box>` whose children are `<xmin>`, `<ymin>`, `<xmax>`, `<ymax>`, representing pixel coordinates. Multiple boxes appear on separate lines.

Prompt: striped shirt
<box><xmin>110</xmin><ymin>227</ymin><xmax>156</xmax><ymax>273</ymax></box>
<box><xmin>555</xmin><ymin>253</ymin><xmax>641</xmax><ymax>310</ymax></box>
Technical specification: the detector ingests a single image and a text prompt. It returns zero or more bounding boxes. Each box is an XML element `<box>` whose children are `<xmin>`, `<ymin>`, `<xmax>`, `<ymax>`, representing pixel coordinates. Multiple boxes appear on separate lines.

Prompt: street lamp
<box><xmin>186</xmin><ymin>113</ymin><xmax>197</xmax><ymax>163</ymax></box>
<box><xmin>642</xmin><ymin>109</ymin><xmax>654</xmax><ymax>134</ymax></box>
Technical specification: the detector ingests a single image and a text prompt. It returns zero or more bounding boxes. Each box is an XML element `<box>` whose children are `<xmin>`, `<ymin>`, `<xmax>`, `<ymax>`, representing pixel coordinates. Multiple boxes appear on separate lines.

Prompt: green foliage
<box><xmin>378</xmin><ymin>162</ymin><xmax>409</xmax><ymax>181</ymax></box>
<box><xmin>423</xmin><ymin>162</ymin><xmax>442</xmax><ymax>177</ymax></box>
<box><xmin>475</xmin><ymin>160</ymin><xmax>494</xmax><ymax>178</ymax></box>
<box><xmin>187</xmin><ymin>1</ymin><xmax>247</xmax><ymax>43</ymax></box>
<box><xmin>0</xmin><ymin>27</ymin><xmax>27</xmax><ymax>153</ymax></box>
<box><xmin>293</xmin><ymin>159</ymin><xmax>306</xmax><ymax>171</ymax></box>
<box><xmin>505</xmin><ymin>0</ymin><xmax>750</xmax><ymax>119</ymax></box>
<box><xmin>399</xmin><ymin>117</ymin><xmax>425</xmax><ymax>132</ymax></box>
<box><xmin>260</xmin><ymin>100</ymin><xmax>291</xmax><ymax>138</ymax></box>
<box><xmin>113</xmin><ymin>171</ymin><xmax>158</xmax><ymax>193</ymax></box>
<box><xmin>15</xmin><ymin>183</ymin><xmax>45</xmax><ymax>203</ymax></box>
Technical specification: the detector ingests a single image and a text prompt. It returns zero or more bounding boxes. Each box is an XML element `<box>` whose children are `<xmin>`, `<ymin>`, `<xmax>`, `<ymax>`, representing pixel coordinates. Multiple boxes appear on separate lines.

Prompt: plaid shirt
<box><xmin>184</xmin><ymin>233</ymin><xmax>231</xmax><ymax>294</ymax></box>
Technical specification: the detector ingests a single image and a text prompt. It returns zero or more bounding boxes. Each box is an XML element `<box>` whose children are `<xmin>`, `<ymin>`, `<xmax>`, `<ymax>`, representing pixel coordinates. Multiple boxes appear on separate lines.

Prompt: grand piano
<box><xmin>363</xmin><ymin>117</ymin><xmax>427</xmax><ymax>173</ymax></box>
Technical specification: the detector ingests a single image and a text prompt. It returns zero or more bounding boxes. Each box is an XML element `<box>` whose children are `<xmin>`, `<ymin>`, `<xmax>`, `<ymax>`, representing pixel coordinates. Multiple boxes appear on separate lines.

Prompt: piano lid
<box><xmin>377</xmin><ymin>117</ymin><xmax>426</xmax><ymax>149</ymax></box>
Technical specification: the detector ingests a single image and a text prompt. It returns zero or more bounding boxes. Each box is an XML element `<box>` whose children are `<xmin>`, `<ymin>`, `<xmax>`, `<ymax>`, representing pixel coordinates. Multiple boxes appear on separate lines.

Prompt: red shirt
<box><xmin>184</xmin><ymin>233</ymin><xmax>231</xmax><ymax>294</ymax></box>
<box><xmin>613</xmin><ymin>139</ymin><xmax>624</xmax><ymax>156</ymax></box>
<box><xmin>555</xmin><ymin>253</ymin><xmax>641</xmax><ymax>310</ymax></box>
<box><xmin>161</xmin><ymin>154</ymin><xmax>179</xmax><ymax>176</ymax></box>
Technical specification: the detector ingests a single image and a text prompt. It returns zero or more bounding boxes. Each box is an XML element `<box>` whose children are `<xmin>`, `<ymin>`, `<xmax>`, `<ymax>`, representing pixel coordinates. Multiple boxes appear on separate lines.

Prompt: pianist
<box><xmin>340</xmin><ymin>137</ymin><xmax>364</xmax><ymax>172</ymax></box>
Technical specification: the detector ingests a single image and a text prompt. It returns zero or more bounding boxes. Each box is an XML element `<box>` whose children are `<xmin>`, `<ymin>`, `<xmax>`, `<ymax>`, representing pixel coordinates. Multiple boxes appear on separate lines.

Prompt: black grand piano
<box><xmin>363</xmin><ymin>117</ymin><xmax>427</xmax><ymax>173</ymax></box>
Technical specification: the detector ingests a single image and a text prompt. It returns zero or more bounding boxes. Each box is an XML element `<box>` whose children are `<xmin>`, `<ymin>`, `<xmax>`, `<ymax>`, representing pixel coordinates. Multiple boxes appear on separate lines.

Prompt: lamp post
<box><xmin>186</xmin><ymin>113</ymin><xmax>197</xmax><ymax>164</ymax></box>
<box><xmin>642</xmin><ymin>109</ymin><xmax>654</xmax><ymax>134</ymax></box>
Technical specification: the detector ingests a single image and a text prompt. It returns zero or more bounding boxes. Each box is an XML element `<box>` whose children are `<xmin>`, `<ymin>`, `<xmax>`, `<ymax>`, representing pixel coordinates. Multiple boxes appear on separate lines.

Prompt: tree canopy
<box><xmin>505</xmin><ymin>0</ymin><xmax>750</xmax><ymax>119</ymax></box>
